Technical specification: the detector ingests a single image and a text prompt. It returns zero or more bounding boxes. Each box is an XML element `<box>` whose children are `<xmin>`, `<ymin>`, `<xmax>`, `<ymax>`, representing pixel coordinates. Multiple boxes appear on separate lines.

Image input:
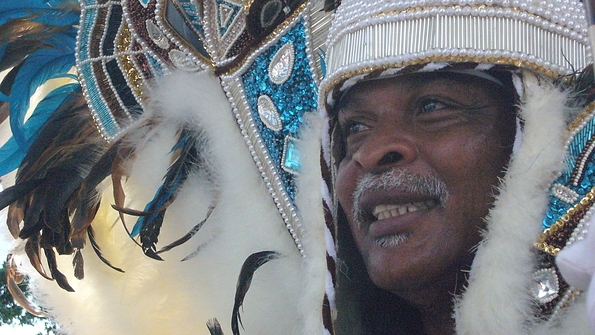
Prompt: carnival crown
<box><xmin>319</xmin><ymin>0</ymin><xmax>592</xmax><ymax>108</ymax></box>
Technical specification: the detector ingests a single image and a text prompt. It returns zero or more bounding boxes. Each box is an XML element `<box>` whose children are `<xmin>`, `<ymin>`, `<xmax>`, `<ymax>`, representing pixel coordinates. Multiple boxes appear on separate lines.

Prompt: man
<box><xmin>319</xmin><ymin>0</ymin><xmax>595</xmax><ymax>333</ymax></box>
<box><xmin>334</xmin><ymin>71</ymin><xmax>517</xmax><ymax>334</ymax></box>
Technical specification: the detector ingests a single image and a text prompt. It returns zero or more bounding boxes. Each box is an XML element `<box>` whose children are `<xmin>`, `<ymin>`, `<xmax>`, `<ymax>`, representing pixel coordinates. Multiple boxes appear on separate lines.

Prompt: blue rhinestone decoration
<box><xmin>241</xmin><ymin>20</ymin><xmax>317</xmax><ymax>201</ymax></box>
<box><xmin>543</xmin><ymin>105</ymin><xmax>595</xmax><ymax>230</ymax></box>
<box><xmin>217</xmin><ymin>0</ymin><xmax>242</xmax><ymax>37</ymax></box>
<box><xmin>282</xmin><ymin>136</ymin><xmax>301</xmax><ymax>174</ymax></box>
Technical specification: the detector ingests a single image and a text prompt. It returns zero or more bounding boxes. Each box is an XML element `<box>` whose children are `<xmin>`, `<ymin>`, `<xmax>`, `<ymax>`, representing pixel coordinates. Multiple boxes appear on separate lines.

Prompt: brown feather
<box><xmin>24</xmin><ymin>234</ymin><xmax>52</xmax><ymax>280</ymax></box>
<box><xmin>7</xmin><ymin>202</ymin><xmax>24</xmax><ymax>239</ymax></box>
<box><xmin>6</xmin><ymin>254</ymin><xmax>48</xmax><ymax>318</ymax></box>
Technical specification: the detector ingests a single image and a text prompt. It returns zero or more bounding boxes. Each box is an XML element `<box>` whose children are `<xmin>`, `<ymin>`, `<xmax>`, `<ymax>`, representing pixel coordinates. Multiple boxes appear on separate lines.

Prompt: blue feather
<box><xmin>9</xmin><ymin>52</ymin><xmax>76</xmax><ymax>147</ymax></box>
<box><xmin>0</xmin><ymin>0</ymin><xmax>78</xmax><ymax>11</ymax></box>
<box><xmin>0</xmin><ymin>83</ymin><xmax>80</xmax><ymax>176</ymax></box>
<box><xmin>0</xmin><ymin>0</ymin><xmax>79</xmax><ymax>175</ymax></box>
<box><xmin>0</xmin><ymin>2</ymin><xmax>80</xmax><ymax>26</ymax></box>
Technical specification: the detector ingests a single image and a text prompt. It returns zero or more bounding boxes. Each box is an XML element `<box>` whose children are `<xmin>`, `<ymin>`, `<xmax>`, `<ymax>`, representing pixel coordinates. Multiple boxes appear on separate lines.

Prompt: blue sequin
<box><xmin>241</xmin><ymin>20</ymin><xmax>317</xmax><ymax>201</ymax></box>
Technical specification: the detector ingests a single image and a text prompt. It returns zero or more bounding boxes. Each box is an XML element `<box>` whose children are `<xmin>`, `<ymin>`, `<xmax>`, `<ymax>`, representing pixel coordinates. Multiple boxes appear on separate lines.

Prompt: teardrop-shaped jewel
<box><xmin>269</xmin><ymin>42</ymin><xmax>294</xmax><ymax>85</ymax></box>
<box><xmin>146</xmin><ymin>19</ymin><xmax>169</xmax><ymax>49</ymax></box>
<box><xmin>169</xmin><ymin>49</ymin><xmax>200</xmax><ymax>71</ymax></box>
<box><xmin>257</xmin><ymin>95</ymin><xmax>282</xmax><ymax>131</ymax></box>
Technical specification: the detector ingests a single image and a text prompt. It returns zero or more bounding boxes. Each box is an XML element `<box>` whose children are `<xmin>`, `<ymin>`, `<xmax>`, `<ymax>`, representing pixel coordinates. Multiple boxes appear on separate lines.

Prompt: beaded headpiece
<box><xmin>76</xmin><ymin>0</ymin><xmax>333</xmax><ymax>256</ymax></box>
<box><xmin>319</xmin><ymin>0</ymin><xmax>592</xmax><ymax>109</ymax></box>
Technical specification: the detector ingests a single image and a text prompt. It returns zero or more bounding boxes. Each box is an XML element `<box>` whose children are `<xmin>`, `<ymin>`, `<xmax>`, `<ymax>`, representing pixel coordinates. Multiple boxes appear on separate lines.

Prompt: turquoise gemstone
<box><xmin>283</xmin><ymin>138</ymin><xmax>300</xmax><ymax>173</ymax></box>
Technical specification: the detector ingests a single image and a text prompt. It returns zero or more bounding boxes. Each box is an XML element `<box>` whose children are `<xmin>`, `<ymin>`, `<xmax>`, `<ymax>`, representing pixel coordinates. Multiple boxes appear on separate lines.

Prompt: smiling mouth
<box><xmin>372</xmin><ymin>200</ymin><xmax>437</xmax><ymax>220</ymax></box>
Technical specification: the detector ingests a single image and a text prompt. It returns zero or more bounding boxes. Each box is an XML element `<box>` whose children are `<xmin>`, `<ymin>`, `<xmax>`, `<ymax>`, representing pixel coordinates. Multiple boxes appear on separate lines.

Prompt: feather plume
<box><xmin>5</xmin><ymin>254</ymin><xmax>48</xmax><ymax>318</ymax></box>
<box><xmin>43</xmin><ymin>247</ymin><xmax>74</xmax><ymax>292</ymax></box>
<box><xmin>0</xmin><ymin>3</ymin><xmax>80</xmax><ymax>160</ymax></box>
<box><xmin>206</xmin><ymin>318</ymin><xmax>226</xmax><ymax>335</ymax></box>
<box><xmin>127</xmin><ymin>128</ymin><xmax>203</xmax><ymax>260</ymax></box>
<box><xmin>231</xmin><ymin>251</ymin><xmax>281</xmax><ymax>335</ymax></box>
<box><xmin>24</xmin><ymin>234</ymin><xmax>52</xmax><ymax>280</ymax></box>
<box><xmin>87</xmin><ymin>226</ymin><xmax>125</xmax><ymax>273</ymax></box>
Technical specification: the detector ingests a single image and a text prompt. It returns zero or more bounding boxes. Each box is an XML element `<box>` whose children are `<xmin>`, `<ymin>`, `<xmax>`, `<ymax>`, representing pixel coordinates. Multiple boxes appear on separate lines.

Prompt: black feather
<box><xmin>88</xmin><ymin>226</ymin><xmax>125</xmax><ymax>273</ymax></box>
<box><xmin>0</xmin><ymin>179</ymin><xmax>42</xmax><ymax>210</ymax></box>
<box><xmin>206</xmin><ymin>318</ymin><xmax>225</xmax><ymax>335</ymax></box>
<box><xmin>24</xmin><ymin>234</ymin><xmax>52</xmax><ymax>280</ymax></box>
<box><xmin>157</xmin><ymin>203</ymin><xmax>216</xmax><ymax>255</ymax></box>
<box><xmin>44</xmin><ymin>248</ymin><xmax>74</xmax><ymax>292</ymax></box>
<box><xmin>72</xmin><ymin>249</ymin><xmax>84</xmax><ymax>280</ymax></box>
<box><xmin>231</xmin><ymin>251</ymin><xmax>281</xmax><ymax>335</ymax></box>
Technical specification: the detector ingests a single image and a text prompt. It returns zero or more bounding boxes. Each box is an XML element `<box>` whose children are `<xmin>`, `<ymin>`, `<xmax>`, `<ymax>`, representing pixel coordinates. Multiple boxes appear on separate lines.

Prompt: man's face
<box><xmin>335</xmin><ymin>72</ymin><xmax>516</xmax><ymax>298</ymax></box>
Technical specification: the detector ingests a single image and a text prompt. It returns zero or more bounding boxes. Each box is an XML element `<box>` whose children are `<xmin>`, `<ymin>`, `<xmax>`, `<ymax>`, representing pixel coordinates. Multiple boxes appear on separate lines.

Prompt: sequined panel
<box><xmin>241</xmin><ymin>20</ymin><xmax>317</xmax><ymax>200</ymax></box>
<box><xmin>222</xmin><ymin>10</ymin><xmax>321</xmax><ymax>255</ymax></box>
<box><xmin>543</xmin><ymin>103</ymin><xmax>595</xmax><ymax>230</ymax></box>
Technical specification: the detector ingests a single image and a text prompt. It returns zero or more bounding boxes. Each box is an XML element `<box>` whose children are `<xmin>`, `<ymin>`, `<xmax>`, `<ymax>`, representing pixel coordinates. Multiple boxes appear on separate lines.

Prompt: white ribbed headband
<box><xmin>319</xmin><ymin>0</ymin><xmax>592</xmax><ymax>111</ymax></box>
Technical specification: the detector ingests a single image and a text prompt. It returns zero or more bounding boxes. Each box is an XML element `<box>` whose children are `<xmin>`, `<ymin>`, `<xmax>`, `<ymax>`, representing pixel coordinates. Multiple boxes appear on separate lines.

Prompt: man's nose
<box><xmin>352</xmin><ymin>130</ymin><xmax>418</xmax><ymax>171</ymax></box>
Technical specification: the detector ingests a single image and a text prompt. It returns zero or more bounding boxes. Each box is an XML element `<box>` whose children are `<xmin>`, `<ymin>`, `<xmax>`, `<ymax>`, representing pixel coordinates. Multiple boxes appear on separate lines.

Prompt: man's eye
<box><xmin>344</xmin><ymin>121</ymin><xmax>370</xmax><ymax>135</ymax></box>
<box><xmin>419</xmin><ymin>100</ymin><xmax>448</xmax><ymax>114</ymax></box>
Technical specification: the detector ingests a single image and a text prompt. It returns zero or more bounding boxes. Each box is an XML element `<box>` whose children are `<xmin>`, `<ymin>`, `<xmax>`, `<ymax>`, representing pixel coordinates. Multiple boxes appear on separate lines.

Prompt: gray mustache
<box><xmin>352</xmin><ymin>168</ymin><xmax>449</xmax><ymax>223</ymax></box>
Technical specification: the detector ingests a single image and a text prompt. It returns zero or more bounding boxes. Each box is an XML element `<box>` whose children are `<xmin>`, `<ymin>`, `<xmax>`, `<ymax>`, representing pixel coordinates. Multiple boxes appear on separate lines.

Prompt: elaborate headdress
<box><xmin>320</xmin><ymin>0</ymin><xmax>595</xmax><ymax>334</ymax></box>
<box><xmin>0</xmin><ymin>1</ymin><xmax>336</xmax><ymax>334</ymax></box>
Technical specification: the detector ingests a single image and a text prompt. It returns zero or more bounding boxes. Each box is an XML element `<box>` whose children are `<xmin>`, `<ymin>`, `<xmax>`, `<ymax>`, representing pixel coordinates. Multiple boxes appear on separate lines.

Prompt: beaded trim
<box><xmin>319</xmin><ymin>4</ymin><xmax>591</xmax><ymax>108</ymax></box>
<box><xmin>77</xmin><ymin>0</ymin><xmax>151</xmax><ymax>141</ymax></box>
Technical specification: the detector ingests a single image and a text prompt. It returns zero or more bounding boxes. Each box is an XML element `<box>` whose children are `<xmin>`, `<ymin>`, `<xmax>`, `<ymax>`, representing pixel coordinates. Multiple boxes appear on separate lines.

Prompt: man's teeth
<box><xmin>372</xmin><ymin>200</ymin><xmax>436</xmax><ymax>220</ymax></box>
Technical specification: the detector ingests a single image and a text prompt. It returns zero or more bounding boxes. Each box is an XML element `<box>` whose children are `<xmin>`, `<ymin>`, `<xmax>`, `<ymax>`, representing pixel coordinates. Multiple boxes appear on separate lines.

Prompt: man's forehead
<box><xmin>336</xmin><ymin>72</ymin><xmax>481</xmax><ymax>110</ymax></box>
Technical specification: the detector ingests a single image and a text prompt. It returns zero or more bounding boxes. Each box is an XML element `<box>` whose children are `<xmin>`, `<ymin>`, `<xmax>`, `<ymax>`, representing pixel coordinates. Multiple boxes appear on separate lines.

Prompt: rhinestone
<box><xmin>282</xmin><ymin>136</ymin><xmax>301</xmax><ymax>175</ymax></box>
<box><xmin>169</xmin><ymin>49</ymin><xmax>200</xmax><ymax>71</ymax></box>
<box><xmin>269</xmin><ymin>42</ymin><xmax>295</xmax><ymax>85</ymax></box>
<box><xmin>257</xmin><ymin>95</ymin><xmax>283</xmax><ymax>131</ymax></box>
<box><xmin>146</xmin><ymin>19</ymin><xmax>169</xmax><ymax>49</ymax></box>
<box><xmin>551</xmin><ymin>183</ymin><xmax>579</xmax><ymax>203</ymax></box>
<box><xmin>532</xmin><ymin>268</ymin><xmax>560</xmax><ymax>304</ymax></box>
